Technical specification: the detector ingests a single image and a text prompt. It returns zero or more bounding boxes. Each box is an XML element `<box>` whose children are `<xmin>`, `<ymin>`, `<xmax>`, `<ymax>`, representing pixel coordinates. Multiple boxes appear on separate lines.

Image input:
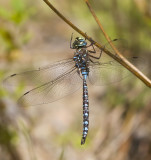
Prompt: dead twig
<box><xmin>84</xmin><ymin>0</ymin><xmax>121</xmax><ymax>57</ymax></box>
<box><xmin>43</xmin><ymin>0</ymin><xmax>151</xmax><ymax>88</ymax></box>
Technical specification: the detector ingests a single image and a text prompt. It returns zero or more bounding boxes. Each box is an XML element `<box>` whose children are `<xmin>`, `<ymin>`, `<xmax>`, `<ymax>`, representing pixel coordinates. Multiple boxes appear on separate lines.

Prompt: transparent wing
<box><xmin>89</xmin><ymin>57</ymin><xmax>144</xmax><ymax>86</ymax></box>
<box><xmin>3</xmin><ymin>58</ymin><xmax>74</xmax><ymax>88</ymax></box>
<box><xmin>18</xmin><ymin>67</ymin><xmax>82</xmax><ymax>106</ymax></box>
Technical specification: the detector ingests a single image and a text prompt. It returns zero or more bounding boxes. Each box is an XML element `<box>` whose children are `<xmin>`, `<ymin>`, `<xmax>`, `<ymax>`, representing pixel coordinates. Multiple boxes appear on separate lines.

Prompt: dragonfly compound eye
<box><xmin>72</xmin><ymin>37</ymin><xmax>87</xmax><ymax>49</ymax></box>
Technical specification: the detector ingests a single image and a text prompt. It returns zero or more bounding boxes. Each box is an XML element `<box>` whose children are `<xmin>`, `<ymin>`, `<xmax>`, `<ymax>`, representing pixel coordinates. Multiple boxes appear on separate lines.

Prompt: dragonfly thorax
<box><xmin>73</xmin><ymin>48</ymin><xmax>89</xmax><ymax>78</ymax></box>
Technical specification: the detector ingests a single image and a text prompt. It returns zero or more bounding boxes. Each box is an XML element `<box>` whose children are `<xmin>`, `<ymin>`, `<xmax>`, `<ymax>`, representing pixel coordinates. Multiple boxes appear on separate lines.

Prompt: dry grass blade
<box><xmin>84</xmin><ymin>0</ymin><xmax>151</xmax><ymax>88</ymax></box>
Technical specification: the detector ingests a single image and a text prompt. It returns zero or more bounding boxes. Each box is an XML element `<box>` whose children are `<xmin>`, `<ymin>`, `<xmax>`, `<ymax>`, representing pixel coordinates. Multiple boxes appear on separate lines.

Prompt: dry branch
<box><xmin>43</xmin><ymin>0</ymin><xmax>151</xmax><ymax>88</ymax></box>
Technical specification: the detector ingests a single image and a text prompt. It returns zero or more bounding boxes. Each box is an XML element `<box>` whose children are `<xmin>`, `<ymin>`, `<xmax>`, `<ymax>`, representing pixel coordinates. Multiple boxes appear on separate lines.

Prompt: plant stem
<box><xmin>43</xmin><ymin>0</ymin><xmax>151</xmax><ymax>88</ymax></box>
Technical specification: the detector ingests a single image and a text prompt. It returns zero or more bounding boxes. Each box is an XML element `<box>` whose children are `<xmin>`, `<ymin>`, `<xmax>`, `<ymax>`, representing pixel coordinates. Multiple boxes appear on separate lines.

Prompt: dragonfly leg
<box><xmin>84</xmin><ymin>32</ymin><xmax>87</xmax><ymax>41</ymax></box>
<box><xmin>70</xmin><ymin>33</ymin><xmax>74</xmax><ymax>49</ymax></box>
<box><xmin>88</xmin><ymin>44</ymin><xmax>96</xmax><ymax>53</ymax></box>
<box><xmin>86</xmin><ymin>38</ymin><xmax>95</xmax><ymax>48</ymax></box>
<box><xmin>89</xmin><ymin>49</ymin><xmax>103</xmax><ymax>59</ymax></box>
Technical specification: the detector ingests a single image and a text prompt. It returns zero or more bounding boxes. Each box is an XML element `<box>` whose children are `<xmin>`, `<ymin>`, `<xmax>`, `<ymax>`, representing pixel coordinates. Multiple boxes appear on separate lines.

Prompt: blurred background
<box><xmin>0</xmin><ymin>0</ymin><xmax>151</xmax><ymax>160</ymax></box>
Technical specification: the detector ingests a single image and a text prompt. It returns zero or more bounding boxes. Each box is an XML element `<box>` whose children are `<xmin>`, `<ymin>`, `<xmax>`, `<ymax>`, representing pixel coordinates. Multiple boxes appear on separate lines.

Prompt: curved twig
<box><xmin>43</xmin><ymin>0</ymin><xmax>151</xmax><ymax>88</ymax></box>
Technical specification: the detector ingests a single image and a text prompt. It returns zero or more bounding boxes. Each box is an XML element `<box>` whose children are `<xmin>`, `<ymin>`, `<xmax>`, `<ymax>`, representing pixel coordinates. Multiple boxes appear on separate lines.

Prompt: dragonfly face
<box><xmin>72</xmin><ymin>37</ymin><xmax>87</xmax><ymax>49</ymax></box>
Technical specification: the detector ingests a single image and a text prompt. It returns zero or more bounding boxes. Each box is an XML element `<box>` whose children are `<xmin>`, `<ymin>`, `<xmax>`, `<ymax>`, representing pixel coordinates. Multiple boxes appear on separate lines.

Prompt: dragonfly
<box><xmin>4</xmin><ymin>35</ymin><xmax>141</xmax><ymax>145</ymax></box>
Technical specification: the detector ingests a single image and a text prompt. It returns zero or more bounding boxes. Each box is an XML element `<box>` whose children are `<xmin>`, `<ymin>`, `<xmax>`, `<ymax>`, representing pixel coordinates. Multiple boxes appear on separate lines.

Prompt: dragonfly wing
<box><xmin>3</xmin><ymin>58</ymin><xmax>74</xmax><ymax>88</ymax></box>
<box><xmin>18</xmin><ymin>67</ymin><xmax>82</xmax><ymax>106</ymax></box>
<box><xmin>89</xmin><ymin>57</ymin><xmax>144</xmax><ymax>86</ymax></box>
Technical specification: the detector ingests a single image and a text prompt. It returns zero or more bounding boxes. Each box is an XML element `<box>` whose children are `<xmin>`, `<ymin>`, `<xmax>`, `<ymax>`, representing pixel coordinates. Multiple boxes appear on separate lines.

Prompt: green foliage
<box><xmin>0</xmin><ymin>0</ymin><xmax>35</xmax><ymax>24</ymax></box>
<box><xmin>0</xmin><ymin>0</ymin><xmax>35</xmax><ymax>58</ymax></box>
<box><xmin>0</xmin><ymin>28</ymin><xmax>18</xmax><ymax>52</ymax></box>
<box><xmin>0</xmin><ymin>125</ymin><xmax>18</xmax><ymax>145</ymax></box>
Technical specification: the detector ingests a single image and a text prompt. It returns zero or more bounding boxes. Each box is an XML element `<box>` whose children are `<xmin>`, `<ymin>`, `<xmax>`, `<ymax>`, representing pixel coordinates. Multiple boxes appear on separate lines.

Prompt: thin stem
<box><xmin>43</xmin><ymin>0</ymin><xmax>151</xmax><ymax>88</ymax></box>
<box><xmin>84</xmin><ymin>0</ymin><xmax>121</xmax><ymax>57</ymax></box>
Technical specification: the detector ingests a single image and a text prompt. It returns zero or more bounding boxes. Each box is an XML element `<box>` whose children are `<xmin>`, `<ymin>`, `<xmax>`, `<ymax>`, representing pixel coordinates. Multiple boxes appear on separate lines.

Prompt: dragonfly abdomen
<box><xmin>81</xmin><ymin>76</ymin><xmax>89</xmax><ymax>145</ymax></box>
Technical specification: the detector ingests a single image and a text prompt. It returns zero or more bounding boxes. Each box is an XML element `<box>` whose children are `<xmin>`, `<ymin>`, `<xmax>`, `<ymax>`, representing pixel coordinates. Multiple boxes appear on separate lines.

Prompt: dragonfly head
<box><xmin>72</xmin><ymin>37</ymin><xmax>87</xmax><ymax>49</ymax></box>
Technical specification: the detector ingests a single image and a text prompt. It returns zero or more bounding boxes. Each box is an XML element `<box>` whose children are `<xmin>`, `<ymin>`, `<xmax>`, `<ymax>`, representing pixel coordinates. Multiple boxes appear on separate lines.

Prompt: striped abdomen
<box><xmin>81</xmin><ymin>78</ymin><xmax>89</xmax><ymax>145</ymax></box>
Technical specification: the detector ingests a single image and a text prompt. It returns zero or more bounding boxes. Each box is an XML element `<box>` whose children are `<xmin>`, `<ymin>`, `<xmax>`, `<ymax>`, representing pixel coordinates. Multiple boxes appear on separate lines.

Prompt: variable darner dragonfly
<box><xmin>4</xmin><ymin>35</ymin><xmax>141</xmax><ymax>145</ymax></box>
